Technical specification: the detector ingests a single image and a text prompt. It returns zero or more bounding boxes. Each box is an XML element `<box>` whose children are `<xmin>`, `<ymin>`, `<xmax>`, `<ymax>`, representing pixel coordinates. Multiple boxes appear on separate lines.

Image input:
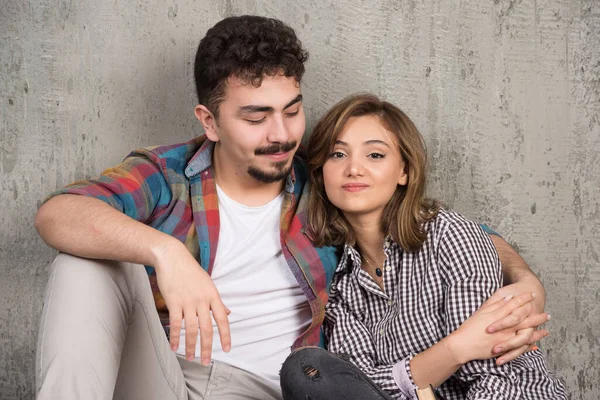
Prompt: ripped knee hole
<box><xmin>302</xmin><ymin>364</ymin><xmax>321</xmax><ymax>380</ymax></box>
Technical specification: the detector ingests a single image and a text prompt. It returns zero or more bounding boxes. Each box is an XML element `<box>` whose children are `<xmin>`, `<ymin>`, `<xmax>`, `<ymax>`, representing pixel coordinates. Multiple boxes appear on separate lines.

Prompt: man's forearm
<box><xmin>489</xmin><ymin>235</ymin><xmax>546</xmax><ymax>311</ymax></box>
<box><xmin>35</xmin><ymin>194</ymin><xmax>178</xmax><ymax>268</ymax></box>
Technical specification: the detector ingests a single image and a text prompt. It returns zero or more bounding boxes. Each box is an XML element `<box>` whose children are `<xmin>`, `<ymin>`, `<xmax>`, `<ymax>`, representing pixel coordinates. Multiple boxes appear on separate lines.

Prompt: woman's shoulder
<box><xmin>423</xmin><ymin>208</ymin><xmax>497</xmax><ymax>258</ymax></box>
<box><xmin>424</xmin><ymin>209</ymin><xmax>500</xmax><ymax>278</ymax></box>
<box><xmin>426</xmin><ymin>208</ymin><xmax>487</xmax><ymax>238</ymax></box>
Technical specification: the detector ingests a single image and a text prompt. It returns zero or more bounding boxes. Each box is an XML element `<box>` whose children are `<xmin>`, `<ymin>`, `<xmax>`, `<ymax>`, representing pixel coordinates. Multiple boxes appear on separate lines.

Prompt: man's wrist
<box><xmin>512</xmin><ymin>272</ymin><xmax>546</xmax><ymax>313</ymax></box>
<box><xmin>150</xmin><ymin>235</ymin><xmax>184</xmax><ymax>270</ymax></box>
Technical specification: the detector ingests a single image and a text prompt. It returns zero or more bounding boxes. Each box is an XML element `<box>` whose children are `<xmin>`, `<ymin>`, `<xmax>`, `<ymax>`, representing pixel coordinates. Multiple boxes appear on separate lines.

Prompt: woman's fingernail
<box><xmin>488</xmin><ymin>326</ymin><xmax>496</xmax><ymax>333</ymax></box>
<box><xmin>493</xmin><ymin>346</ymin><xmax>503</xmax><ymax>354</ymax></box>
<box><xmin>531</xmin><ymin>345</ymin><xmax>539</xmax><ymax>351</ymax></box>
<box><xmin>503</xmin><ymin>294</ymin><xmax>514</xmax><ymax>301</ymax></box>
<box><xmin>532</xmin><ymin>292</ymin><xmax>536</xmax><ymax>298</ymax></box>
<box><xmin>546</xmin><ymin>314</ymin><xmax>551</xmax><ymax>321</ymax></box>
<box><xmin>497</xmin><ymin>358</ymin><xmax>505</xmax><ymax>365</ymax></box>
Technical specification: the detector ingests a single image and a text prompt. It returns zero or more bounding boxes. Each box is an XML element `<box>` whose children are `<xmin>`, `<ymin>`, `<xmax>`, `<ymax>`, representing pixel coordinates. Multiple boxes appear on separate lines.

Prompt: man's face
<box><xmin>205</xmin><ymin>74</ymin><xmax>305</xmax><ymax>184</ymax></box>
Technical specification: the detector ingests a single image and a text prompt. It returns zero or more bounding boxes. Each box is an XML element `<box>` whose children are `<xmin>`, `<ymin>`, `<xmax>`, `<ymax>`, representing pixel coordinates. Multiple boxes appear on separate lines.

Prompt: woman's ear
<box><xmin>194</xmin><ymin>104</ymin><xmax>219</xmax><ymax>142</ymax></box>
<box><xmin>397</xmin><ymin>162</ymin><xmax>408</xmax><ymax>186</ymax></box>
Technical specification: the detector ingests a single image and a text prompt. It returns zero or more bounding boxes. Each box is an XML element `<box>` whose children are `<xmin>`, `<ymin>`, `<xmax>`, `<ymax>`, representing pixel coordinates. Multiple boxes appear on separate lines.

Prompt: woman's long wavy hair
<box><xmin>307</xmin><ymin>93</ymin><xmax>439</xmax><ymax>252</ymax></box>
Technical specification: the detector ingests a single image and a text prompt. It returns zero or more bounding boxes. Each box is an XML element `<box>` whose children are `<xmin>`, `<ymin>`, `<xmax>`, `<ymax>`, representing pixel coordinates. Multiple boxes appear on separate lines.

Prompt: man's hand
<box><xmin>487</xmin><ymin>235</ymin><xmax>549</xmax><ymax>364</ymax></box>
<box><xmin>446</xmin><ymin>293</ymin><xmax>549</xmax><ymax>365</ymax></box>
<box><xmin>152</xmin><ymin>239</ymin><xmax>231</xmax><ymax>365</ymax></box>
<box><xmin>489</xmin><ymin>236</ymin><xmax>546</xmax><ymax>311</ymax></box>
<box><xmin>483</xmin><ymin>277</ymin><xmax>549</xmax><ymax>365</ymax></box>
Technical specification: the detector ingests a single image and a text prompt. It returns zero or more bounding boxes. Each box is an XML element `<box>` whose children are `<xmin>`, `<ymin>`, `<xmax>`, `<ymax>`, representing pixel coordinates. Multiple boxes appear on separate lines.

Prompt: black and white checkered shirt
<box><xmin>324</xmin><ymin>209</ymin><xmax>567</xmax><ymax>399</ymax></box>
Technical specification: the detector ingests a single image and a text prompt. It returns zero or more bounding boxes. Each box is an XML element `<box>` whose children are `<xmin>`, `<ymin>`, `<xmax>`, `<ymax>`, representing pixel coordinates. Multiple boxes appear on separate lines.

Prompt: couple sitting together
<box><xmin>35</xmin><ymin>15</ymin><xmax>567</xmax><ymax>400</ymax></box>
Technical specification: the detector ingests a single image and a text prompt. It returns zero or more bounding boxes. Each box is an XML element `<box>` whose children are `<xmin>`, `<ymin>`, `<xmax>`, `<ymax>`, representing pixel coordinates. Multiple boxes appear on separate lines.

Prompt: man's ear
<box><xmin>194</xmin><ymin>104</ymin><xmax>219</xmax><ymax>142</ymax></box>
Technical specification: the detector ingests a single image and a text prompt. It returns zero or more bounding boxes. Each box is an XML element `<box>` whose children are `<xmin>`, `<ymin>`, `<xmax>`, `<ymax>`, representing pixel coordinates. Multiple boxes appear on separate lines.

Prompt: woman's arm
<box><xmin>434</xmin><ymin>215</ymin><xmax>564</xmax><ymax>399</ymax></box>
<box><xmin>408</xmin><ymin>293</ymin><xmax>549</xmax><ymax>389</ymax></box>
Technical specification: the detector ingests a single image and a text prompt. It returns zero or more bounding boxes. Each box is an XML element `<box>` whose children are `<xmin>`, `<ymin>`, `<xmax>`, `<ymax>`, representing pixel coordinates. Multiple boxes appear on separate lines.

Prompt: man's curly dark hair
<box><xmin>194</xmin><ymin>15</ymin><xmax>309</xmax><ymax>118</ymax></box>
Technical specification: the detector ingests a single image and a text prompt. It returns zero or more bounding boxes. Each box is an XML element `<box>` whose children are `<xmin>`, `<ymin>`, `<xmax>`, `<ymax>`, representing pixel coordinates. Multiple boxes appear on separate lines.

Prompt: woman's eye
<box><xmin>368</xmin><ymin>152</ymin><xmax>385</xmax><ymax>159</ymax></box>
<box><xmin>329</xmin><ymin>151</ymin><xmax>346</xmax><ymax>159</ymax></box>
<box><xmin>285</xmin><ymin>110</ymin><xmax>300</xmax><ymax>117</ymax></box>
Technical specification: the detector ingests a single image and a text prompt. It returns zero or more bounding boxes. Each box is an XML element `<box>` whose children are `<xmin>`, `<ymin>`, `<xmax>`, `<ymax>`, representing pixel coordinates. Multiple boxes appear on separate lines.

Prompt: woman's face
<box><xmin>322</xmin><ymin>115</ymin><xmax>408</xmax><ymax>218</ymax></box>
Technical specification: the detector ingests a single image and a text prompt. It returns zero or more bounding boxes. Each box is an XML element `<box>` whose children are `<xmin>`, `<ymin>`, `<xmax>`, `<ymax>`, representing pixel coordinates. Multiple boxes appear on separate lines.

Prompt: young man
<box><xmin>35</xmin><ymin>15</ymin><xmax>547</xmax><ymax>400</ymax></box>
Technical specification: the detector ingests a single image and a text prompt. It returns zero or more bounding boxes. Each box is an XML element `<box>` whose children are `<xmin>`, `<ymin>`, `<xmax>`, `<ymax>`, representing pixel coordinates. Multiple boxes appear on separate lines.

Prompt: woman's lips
<box><xmin>342</xmin><ymin>183</ymin><xmax>369</xmax><ymax>192</ymax></box>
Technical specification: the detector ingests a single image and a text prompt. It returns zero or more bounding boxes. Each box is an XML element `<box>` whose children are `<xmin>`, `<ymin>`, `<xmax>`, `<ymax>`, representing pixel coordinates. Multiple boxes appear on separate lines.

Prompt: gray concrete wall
<box><xmin>1</xmin><ymin>0</ymin><xmax>598</xmax><ymax>398</ymax></box>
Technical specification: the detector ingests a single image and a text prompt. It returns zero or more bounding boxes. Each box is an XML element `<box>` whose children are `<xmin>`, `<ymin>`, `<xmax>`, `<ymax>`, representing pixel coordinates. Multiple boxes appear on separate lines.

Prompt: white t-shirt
<box><xmin>177</xmin><ymin>185</ymin><xmax>311</xmax><ymax>390</ymax></box>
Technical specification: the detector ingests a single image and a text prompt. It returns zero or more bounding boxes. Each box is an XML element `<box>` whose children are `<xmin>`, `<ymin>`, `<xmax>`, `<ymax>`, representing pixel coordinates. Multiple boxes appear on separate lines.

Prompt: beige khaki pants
<box><xmin>36</xmin><ymin>253</ymin><xmax>282</xmax><ymax>400</ymax></box>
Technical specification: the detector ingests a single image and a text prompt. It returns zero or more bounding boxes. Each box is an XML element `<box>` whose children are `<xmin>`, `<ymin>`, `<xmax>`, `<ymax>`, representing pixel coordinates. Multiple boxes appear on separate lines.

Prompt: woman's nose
<box><xmin>346</xmin><ymin>157</ymin><xmax>363</xmax><ymax>177</ymax></box>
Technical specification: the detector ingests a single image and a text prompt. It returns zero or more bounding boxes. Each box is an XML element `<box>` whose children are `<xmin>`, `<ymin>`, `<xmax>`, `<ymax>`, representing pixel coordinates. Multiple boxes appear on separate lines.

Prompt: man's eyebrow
<box><xmin>238</xmin><ymin>105</ymin><xmax>274</xmax><ymax>114</ymax></box>
<box><xmin>238</xmin><ymin>94</ymin><xmax>303</xmax><ymax>115</ymax></box>
<box><xmin>284</xmin><ymin>94</ymin><xmax>303</xmax><ymax>109</ymax></box>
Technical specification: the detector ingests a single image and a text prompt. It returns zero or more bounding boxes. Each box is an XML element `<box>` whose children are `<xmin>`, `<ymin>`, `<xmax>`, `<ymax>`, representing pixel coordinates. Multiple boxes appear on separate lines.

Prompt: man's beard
<box><xmin>249</xmin><ymin>141</ymin><xmax>297</xmax><ymax>183</ymax></box>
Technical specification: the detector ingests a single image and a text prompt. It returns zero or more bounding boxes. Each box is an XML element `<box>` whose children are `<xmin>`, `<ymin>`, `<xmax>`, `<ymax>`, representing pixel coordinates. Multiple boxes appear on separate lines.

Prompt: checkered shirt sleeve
<box><xmin>324</xmin><ymin>209</ymin><xmax>567</xmax><ymax>400</ymax></box>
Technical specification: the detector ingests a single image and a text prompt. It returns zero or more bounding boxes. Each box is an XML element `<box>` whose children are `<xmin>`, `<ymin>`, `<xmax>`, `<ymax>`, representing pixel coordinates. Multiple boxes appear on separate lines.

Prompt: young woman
<box><xmin>280</xmin><ymin>94</ymin><xmax>567</xmax><ymax>399</ymax></box>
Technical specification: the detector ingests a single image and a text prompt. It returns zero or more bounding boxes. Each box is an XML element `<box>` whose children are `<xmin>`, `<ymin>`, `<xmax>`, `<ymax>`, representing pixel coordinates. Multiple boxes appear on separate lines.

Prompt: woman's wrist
<box><xmin>442</xmin><ymin>332</ymin><xmax>469</xmax><ymax>367</ymax></box>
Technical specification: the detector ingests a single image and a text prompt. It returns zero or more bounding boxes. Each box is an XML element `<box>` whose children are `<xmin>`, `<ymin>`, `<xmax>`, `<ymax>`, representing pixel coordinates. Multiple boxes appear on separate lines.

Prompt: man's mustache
<box><xmin>254</xmin><ymin>142</ymin><xmax>297</xmax><ymax>156</ymax></box>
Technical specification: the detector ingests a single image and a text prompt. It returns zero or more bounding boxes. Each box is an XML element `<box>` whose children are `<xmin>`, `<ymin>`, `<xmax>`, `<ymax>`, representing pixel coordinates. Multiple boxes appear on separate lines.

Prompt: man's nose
<box><xmin>267</xmin><ymin>116</ymin><xmax>290</xmax><ymax>143</ymax></box>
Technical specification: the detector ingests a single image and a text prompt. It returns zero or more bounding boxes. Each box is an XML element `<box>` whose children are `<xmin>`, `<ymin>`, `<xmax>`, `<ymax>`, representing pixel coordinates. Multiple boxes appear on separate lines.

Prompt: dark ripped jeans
<box><xmin>280</xmin><ymin>347</ymin><xmax>394</xmax><ymax>400</ymax></box>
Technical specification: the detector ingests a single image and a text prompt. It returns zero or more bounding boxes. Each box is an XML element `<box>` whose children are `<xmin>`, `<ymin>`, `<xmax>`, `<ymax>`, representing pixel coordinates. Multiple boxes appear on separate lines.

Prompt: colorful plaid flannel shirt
<box><xmin>47</xmin><ymin>136</ymin><xmax>339</xmax><ymax>349</ymax></box>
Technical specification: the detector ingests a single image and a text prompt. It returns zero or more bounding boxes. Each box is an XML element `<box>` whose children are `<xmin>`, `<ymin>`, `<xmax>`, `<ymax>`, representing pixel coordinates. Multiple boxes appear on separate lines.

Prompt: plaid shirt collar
<box><xmin>184</xmin><ymin>139</ymin><xmax>296</xmax><ymax>193</ymax></box>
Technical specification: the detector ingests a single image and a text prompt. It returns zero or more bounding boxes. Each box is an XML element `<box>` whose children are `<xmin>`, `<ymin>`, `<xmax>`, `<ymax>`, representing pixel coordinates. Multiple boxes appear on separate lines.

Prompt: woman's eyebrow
<box><xmin>364</xmin><ymin>139</ymin><xmax>391</xmax><ymax>148</ymax></box>
<box><xmin>334</xmin><ymin>139</ymin><xmax>391</xmax><ymax>148</ymax></box>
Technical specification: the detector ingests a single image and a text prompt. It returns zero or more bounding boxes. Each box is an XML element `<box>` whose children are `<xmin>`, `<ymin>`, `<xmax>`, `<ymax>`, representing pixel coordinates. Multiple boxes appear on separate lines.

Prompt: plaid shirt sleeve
<box><xmin>45</xmin><ymin>153</ymin><xmax>170</xmax><ymax>223</ymax></box>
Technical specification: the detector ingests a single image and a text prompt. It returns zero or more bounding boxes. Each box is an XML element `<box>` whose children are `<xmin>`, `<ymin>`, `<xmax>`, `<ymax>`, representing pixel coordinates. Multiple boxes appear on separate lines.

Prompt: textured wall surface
<box><xmin>1</xmin><ymin>0</ymin><xmax>598</xmax><ymax>398</ymax></box>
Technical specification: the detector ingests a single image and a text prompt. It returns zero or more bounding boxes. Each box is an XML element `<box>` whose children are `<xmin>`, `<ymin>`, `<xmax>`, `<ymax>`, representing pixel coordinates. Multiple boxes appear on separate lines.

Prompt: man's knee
<box><xmin>49</xmin><ymin>252</ymin><xmax>147</xmax><ymax>290</ymax></box>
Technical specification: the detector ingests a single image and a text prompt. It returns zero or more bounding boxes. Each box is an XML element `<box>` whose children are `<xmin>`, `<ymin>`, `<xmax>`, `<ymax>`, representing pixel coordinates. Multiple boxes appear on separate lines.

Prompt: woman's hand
<box><xmin>445</xmin><ymin>292</ymin><xmax>550</xmax><ymax>366</ymax></box>
<box><xmin>483</xmin><ymin>278</ymin><xmax>548</xmax><ymax>364</ymax></box>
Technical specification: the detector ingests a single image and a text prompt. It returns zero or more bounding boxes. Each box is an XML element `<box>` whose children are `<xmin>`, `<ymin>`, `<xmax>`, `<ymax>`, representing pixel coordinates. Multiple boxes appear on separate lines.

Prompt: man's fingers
<box><xmin>212</xmin><ymin>302</ymin><xmax>231</xmax><ymax>353</ymax></box>
<box><xmin>184</xmin><ymin>308</ymin><xmax>199</xmax><ymax>361</ymax></box>
<box><xmin>495</xmin><ymin>331</ymin><xmax>548</xmax><ymax>366</ymax></box>
<box><xmin>528</xmin><ymin>329</ymin><xmax>550</xmax><ymax>344</ymax></box>
<box><xmin>480</xmin><ymin>292</ymin><xmax>507</xmax><ymax>309</ymax></box>
<box><xmin>488</xmin><ymin>303</ymin><xmax>533</xmax><ymax>333</ymax></box>
<box><xmin>492</xmin><ymin>327</ymin><xmax>537</xmax><ymax>355</ymax></box>
<box><xmin>516</xmin><ymin>313</ymin><xmax>551</xmax><ymax>331</ymax></box>
<box><xmin>169</xmin><ymin>309</ymin><xmax>183</xmax><ymax>351</ymax></box>
<box><xmin>480</xmin><ymin>296</ymin><xmax>515</xmax><ymax>313</ymax></box>
<box><xmin>198</xmin><ymin>307</ymin><xmax>214</xmax><ymax>366</ymax></box>
<box><xmin>496</xmin><ymin>344</ymin><xmax>530</xmax><ymax>365</ymax></box>
<box><xmin>486</xmin><ymin>293</ymin><xmax>535</xmax><ymax>333</ymax></box>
